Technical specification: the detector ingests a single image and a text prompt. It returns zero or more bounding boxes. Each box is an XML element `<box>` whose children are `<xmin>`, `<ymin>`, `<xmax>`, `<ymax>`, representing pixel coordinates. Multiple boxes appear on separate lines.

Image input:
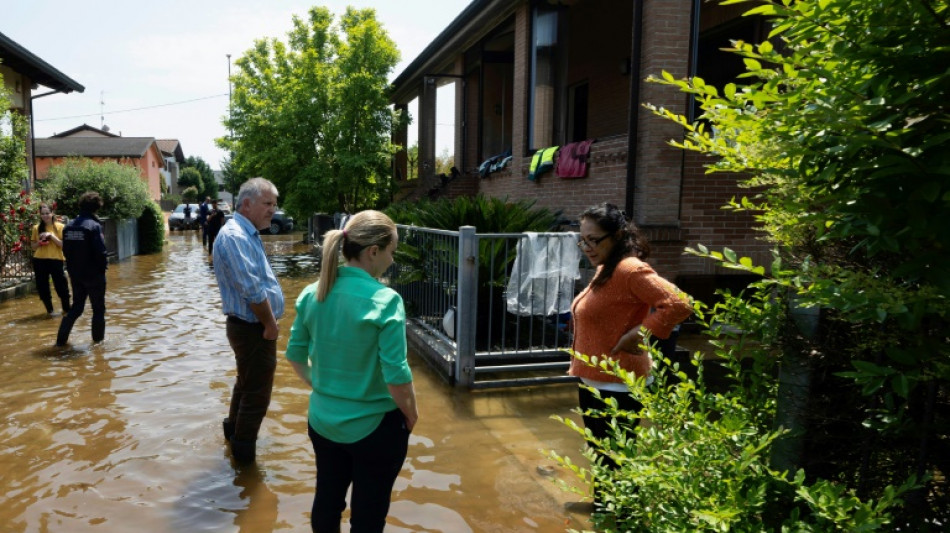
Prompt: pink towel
<box><xmin>556</xmin><ymin>139</ymin><xmax>595</xmax><ymax>178</ymax></box>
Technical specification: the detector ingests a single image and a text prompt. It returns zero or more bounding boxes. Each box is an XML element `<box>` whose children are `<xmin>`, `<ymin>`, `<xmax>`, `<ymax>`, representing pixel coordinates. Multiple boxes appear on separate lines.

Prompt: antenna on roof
<box><xmin>100</xmin><ymin>91</ymin><xmax>105</xmax><ymax>129</ymax></box>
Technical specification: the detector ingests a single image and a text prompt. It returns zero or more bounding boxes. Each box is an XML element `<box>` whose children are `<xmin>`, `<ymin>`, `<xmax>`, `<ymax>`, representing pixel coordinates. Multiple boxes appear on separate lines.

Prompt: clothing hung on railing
<box><xmin>505</xmin><ymin>232</ymin><xmax>581</xmax><ymax>316</ymax></box>
<box><xmin>556</xmin><ymin>139</ymin><xmax>595</xmax><ymax>178</ymax></box>
<box><xmin>528</xmin><ymin>146</ymin><xmax>559</xmax><ymax>181</ymax></box>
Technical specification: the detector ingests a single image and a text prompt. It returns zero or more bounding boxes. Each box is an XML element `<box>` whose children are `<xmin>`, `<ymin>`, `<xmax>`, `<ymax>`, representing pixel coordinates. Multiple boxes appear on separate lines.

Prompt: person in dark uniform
<box><xmin>198</xmin><ymin>196</ymin><xmax>211</xmax><ymax>246</ymax></box>
<box><xmin>56</xmin><ymin>191</ymin><xmax>109</xmax><ymax>347</ymax></box>
<box><xmin>206</xmin><ymin>205</ymin><xmax>226</xmax><ymax>257</ymax></box>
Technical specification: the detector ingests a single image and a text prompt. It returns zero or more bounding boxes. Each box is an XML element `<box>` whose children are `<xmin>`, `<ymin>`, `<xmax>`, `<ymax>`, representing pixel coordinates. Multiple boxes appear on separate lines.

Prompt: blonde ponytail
<box><xmin>317</xmin><ymin>229</ymin><xmax>344</xmax><ymax>302</ymax></box>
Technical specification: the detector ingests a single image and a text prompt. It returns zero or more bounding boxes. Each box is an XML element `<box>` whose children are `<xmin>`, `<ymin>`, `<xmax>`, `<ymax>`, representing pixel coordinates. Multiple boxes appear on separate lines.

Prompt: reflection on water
<box><xmin>0</xmin><ymin>230</ymin><xmax>589</xmax><ymax>532</ymax></box>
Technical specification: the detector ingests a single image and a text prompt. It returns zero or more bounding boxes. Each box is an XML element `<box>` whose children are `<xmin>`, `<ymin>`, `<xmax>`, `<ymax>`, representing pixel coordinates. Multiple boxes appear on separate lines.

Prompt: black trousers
<box><xmin>33</xmin><ymin>258</ymin><xmax>70</xmax><ymax>313</ymax></box>
<box><xmin>578</xmin><ymin>385</ymin><xmax>644</xmax><ymax>469</ymax></box>
<box><xmin>56</xmin><ymin>275</ymin><xmax>105</xmax><ymax>345</ymax></box>
<box><xmin>225</xmin><ymin>317</ymin><xmax>277</xmax><ymax>442</ymax></box>
<box><xmin>308</xmin><ymin>409</ymin><xmax>410</xmax><ymax>533</ymax></box>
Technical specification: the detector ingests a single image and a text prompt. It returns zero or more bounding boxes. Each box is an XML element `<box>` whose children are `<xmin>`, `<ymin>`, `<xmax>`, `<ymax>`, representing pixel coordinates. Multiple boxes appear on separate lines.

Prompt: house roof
<box><xmin>51</xmin><ymin>123</ymin><xmax>119</xmax><ymax>138</ymax></box>
<box><xmin>156</xmin><ymin>139</ymin><xmax>186</xmax><ymax>163</ymax></box>
<box><xmin>35</xmin><ymin>136</ymin><xmax>159</xmax><ymax>158</ymax></box>
<box><xmin>0</xmin><ymin>31</ymin><xmax>85</xmax><ymax>94</ymax></box>
<box><xmin>390</xmin><ymin>0</ymin><xmax>514</xmax><ymax>104</ymax></box>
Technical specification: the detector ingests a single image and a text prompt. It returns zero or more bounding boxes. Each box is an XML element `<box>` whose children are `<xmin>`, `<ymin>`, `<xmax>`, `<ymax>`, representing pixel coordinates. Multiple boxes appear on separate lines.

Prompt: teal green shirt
<box><xmin>285</xmin><ymin>266</ymin><xmax>412</xmax><ymax>443</ymax></box>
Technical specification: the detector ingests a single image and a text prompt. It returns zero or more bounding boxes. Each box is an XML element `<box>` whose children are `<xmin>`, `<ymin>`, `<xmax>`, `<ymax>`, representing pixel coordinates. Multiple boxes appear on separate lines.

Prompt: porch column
<box><xmin>419</xmin><ymin>77</ymin><xmax>438</xmax><ymax>182</ymax></box>
<box><xmin>631</xmin><ymin>0</ymin><xmax>693</xmax><ymax>227</ymax></box>
<box><xmin>393</xmin><ymin>103</ymin><xmax>409</xmax><ymax>181</ymax></box>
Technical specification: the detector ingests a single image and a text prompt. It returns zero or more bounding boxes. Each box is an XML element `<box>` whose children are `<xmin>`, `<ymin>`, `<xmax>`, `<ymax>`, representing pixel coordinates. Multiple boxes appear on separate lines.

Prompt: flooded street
<box><xmin>0</xmin><ymin>231</ymin><xmax>590</xmax><ymax>532</ymax></box>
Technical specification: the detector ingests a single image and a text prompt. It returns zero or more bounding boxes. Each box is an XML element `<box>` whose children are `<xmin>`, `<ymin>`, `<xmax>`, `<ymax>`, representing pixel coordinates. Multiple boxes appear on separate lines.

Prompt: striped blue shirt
<box><xmin>212</xmin><ymin>212</ymin><xmax>284</xmax><ymax>322</ymax></box>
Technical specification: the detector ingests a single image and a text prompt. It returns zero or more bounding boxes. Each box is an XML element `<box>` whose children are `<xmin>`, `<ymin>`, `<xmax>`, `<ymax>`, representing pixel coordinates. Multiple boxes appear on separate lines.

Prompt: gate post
<box><xmin>455</xmin><ymin>226</ymin><xmax>478</xmax><ymax>387</ymax></box>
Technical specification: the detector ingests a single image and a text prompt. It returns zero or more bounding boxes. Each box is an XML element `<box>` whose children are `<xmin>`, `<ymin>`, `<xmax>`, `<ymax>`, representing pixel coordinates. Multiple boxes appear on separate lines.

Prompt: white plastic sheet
<box><xmin>505</xmin><ymin>232</ymin><xmax>581</xmax><ymax>316</ymax></box>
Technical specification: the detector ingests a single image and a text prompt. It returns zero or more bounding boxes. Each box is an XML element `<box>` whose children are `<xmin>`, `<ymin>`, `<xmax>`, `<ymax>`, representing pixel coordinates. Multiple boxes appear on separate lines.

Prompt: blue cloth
<box><xmin>212</xmin><ymin>212</ymin><xmax>284</xmax><ymax>323</ymax></box>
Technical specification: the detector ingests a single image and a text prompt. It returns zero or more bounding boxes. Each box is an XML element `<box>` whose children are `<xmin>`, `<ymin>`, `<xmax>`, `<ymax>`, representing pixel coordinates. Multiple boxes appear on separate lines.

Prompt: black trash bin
<box><xmin>313</xmin><ymin>214</ymin><xmax>335</xmax><ymax>244</ymax></box>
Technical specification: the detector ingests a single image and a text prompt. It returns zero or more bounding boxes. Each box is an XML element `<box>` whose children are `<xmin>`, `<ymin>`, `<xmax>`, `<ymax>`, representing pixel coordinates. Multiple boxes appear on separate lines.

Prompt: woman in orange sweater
<box><xmin>570</xmin><ymin>203</ymin><xmax>691</xmax><ymax>466</ymax></box>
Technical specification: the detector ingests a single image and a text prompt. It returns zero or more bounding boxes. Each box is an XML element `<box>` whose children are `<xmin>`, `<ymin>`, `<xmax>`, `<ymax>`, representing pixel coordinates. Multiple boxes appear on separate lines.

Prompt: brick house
<box><xmin>0</xmin><ymin>31</ymin><xmax>84</xmax><ymax>186</ymax></box>
<box><xmin>34</xmin><ymin>124</ymin><xmax>166</xmax><ymax>202</ymax></box>
<box><xmin>390</xmin><ymin>0</ymin><xmax>771</xmax><ymax>300</ymax></box>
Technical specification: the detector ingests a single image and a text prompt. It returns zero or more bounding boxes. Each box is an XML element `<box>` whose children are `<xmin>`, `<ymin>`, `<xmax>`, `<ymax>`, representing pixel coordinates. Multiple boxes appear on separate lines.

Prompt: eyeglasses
<box><xmin>577</xmin><ymin>234</ymin><xmax>610</xmax><ymax>250</ymax></box>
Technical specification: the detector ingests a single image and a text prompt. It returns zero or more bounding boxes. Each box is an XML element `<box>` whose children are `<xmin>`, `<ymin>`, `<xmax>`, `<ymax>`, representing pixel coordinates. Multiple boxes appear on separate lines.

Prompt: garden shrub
<box><xmin>137</xmin><ymin>200</ymin><xmax>165</xmax><ymax>254</ymax></box>
<box><xmin>38</xmin><ymin>158</ymin><xmax>152</xmax><ymax>220</ymax></box>
<box><xmin>550</xmin><ymin>291</ymin><xmax>915</xmax><ymax>532</ymax></box>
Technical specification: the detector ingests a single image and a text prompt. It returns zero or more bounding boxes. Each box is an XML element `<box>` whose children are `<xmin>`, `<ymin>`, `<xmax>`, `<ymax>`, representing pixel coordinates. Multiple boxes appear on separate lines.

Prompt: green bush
<box><xmin>137</xmin><ymin>201</ymin><xmax>165</xmax><ymax>254</ymax></box>
<box><xmin>386</xmin><ymin>194</ymin><xmax>560</xmax><ymax>233</ymax></box>
<box><xmin>550</xmin><ymin>310</ymin><xmax>915</xmax><ymax>532</ymax></box>
<box><xmin>181</xmin><ymin>186</ymin><xmax>199</xmax><ymax>203</ymax></box>
<box><xmin>39</xmin><ymin>158</ymin><xmax>152</xmax><ymax>220</ymax></box>
<box><xmin>385</xmin><ymin>194</ymin><xmax>561</xmax><ymax>286</ymax></box>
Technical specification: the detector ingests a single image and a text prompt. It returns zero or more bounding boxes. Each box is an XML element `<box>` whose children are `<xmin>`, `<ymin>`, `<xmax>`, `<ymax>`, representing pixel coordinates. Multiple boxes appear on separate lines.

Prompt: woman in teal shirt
<box><xmin>286</xmin><ymin>210</ymin><xmax>418</xmax><ymax>533</ymax></box>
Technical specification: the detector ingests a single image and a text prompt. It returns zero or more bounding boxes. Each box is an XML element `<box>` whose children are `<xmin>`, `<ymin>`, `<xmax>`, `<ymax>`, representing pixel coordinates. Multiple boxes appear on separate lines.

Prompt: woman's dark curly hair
<box><xmin>580</xmin><ymin>202</ymin><xmax>650</xmax><ymax>288</ymax></box>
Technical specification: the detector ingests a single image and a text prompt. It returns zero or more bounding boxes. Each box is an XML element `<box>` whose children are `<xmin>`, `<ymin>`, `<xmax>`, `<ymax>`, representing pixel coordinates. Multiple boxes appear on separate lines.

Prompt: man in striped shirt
<box><xmin>212</xmin><ymin>177</ymin><xmax>285</xmax><ymax>464</ymax></box>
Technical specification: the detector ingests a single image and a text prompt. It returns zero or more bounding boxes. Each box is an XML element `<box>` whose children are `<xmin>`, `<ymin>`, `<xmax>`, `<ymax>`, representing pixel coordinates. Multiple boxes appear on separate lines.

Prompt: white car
<box><xmin>168</xmin><ymin>203</ymin><xmax>200</xmax><ymax>231</ymax></box>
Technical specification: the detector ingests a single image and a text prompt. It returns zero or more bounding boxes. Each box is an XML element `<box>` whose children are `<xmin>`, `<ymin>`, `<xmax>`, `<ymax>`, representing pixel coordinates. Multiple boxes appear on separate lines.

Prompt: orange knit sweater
<box><xmin>569</xmin><ymin>257</ymin><xmax>692</xmax><ymax>383</ymax></box>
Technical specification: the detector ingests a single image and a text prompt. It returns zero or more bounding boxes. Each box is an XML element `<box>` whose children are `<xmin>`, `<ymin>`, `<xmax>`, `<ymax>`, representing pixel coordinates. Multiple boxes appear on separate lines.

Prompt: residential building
<box><xmin>157</xmin><ymin>139</ymin><xmax>185</xmax><ymax>197</ymax></box>
<box><xmin>389</xmin><ymin>0</ymin><xmax>770</xmax><ymax>300</ymax></box>
<box><xmin>34</xmin><ymin>124</ymin><xmax>166</xmax><ymax>202</ymax></box>
<box><xmin>0</xmin><ymin>31</ymin><xmax>84</xmax><ymax>186</ymax></box>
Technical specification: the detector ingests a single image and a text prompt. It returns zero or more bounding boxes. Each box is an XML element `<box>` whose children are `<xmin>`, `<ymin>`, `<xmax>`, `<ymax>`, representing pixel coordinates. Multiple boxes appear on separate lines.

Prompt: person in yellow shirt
<box><xmin>31</xmin><ymin>203</ymin><xmax>71</xmax><ymax>316</ymax></box>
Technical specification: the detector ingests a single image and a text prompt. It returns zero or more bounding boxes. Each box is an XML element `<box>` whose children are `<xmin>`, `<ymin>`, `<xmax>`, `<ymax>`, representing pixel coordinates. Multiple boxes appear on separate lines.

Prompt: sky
<box><xmin>3</xmin><ymin>0</ymin><xmax>469</xmax><ymax>169</ymax></box>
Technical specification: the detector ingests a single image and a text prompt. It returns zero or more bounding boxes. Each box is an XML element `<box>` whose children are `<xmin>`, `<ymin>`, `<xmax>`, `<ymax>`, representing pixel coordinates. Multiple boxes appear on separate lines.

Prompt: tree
<box><xmin>435</xmin><ymin>147</ymin><xmax>454</xmax><ymax>177</ymax></box>
<box><xmin>219</xmin><ymin>6</ymin><xmax>406</xmax><ymax>215</ymax></box>
<box><xmin>177</xmin><ymin>167</ymin><xmax>202</xmax><ymax>190</ymax></box>
<box><xmin>405</xmin><ymin>143</ymin><xmax>419</xmax><ymax>180</ymax></box>
<box><xmin>181</xmin><ymin>156</ymin><xmax>217</xmax><ymax>199</ymax></box>
<box><xmin>219</xmin><ymin>153</ymin><xmax>245</xmax><ymax>201</ymax></box>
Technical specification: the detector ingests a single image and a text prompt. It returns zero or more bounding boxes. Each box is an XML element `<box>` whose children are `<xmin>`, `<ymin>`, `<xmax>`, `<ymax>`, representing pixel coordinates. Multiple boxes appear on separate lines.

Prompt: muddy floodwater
<box><xmin>0</xmin><ymin>231</ymin><xmax>591</xmax><ymax>532</ymax></box>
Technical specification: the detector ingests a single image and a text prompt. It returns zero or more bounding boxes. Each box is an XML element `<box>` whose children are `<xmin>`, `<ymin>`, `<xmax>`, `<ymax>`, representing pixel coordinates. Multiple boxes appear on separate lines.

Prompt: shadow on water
<box><xmin>0</xmin><ymin>230</ymin><xmax>590</xmax><ymax>532</ymax></box>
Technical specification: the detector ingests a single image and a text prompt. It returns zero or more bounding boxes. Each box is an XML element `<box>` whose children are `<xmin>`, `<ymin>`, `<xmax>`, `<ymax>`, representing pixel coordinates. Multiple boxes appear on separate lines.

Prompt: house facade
<box><xmin>390</xmin><ymin>0</ymin><xmax>771</xmax><ymax>299</ymax></box>
<box><xmin>35</xmin><ymin>124</ymin><xmax>166</xmax><ymax>202</ymax></box>
<box><xmin>156</xmin><ymin>139</ymin><xmax>185</xmax><ymax>197</ymax></box>
<box><xmin>0</xmin><ymin>31</ymin><xmax>84</xmax><ymax>186</ymax></box>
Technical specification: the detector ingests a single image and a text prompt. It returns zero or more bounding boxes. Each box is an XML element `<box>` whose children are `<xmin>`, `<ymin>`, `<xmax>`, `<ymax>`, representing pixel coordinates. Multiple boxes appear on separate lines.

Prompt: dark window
<box><xmin>529</xmin><ymin>4</ymin><xmax>561</xmax><ymax>150</ymax></box>
<box><xmin>568</xmin><ymin>82</ymin><xmax>588</xmax><ymax>143</ymax></box>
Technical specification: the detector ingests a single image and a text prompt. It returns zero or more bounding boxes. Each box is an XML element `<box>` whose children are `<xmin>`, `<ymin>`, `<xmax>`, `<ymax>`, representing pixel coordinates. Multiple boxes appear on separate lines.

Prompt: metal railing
<box><xmin>390</xmin><ymin>224</ymin><xmax>582</xmax><ymax>389</ymax></box>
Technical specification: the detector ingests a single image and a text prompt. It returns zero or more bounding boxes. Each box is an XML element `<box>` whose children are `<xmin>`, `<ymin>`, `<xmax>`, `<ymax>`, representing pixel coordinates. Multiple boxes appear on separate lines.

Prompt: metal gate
<box><xmin>389</xmin><ymin>225</ymin><xmax>581</xmax><ymax>389</ymax></box>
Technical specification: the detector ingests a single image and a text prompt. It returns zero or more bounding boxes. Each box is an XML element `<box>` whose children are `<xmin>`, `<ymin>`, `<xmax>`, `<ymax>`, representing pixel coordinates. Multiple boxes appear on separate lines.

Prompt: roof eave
<box><xmin>0</xmin><ymin>31</ymin><xmax>85</xmax><ymax>94</ymax></box>
<box><xmin>389</xmin><ymin>0</ymin><xmax>515</xmax><ymax>104</ymax></box>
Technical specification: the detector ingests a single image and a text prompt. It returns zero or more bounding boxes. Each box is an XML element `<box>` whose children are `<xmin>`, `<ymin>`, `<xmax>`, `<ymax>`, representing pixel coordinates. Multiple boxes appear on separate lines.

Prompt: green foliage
<box><xmin>219</xmin><ymin>153</ymin><xmax>244</xmax><ymax>200</ymax></box>
<box><xmin>38</xmin><ymin>158</ymin><xmax>152</xmax><ymax>220</ymax></box>
<box><xmin>385</xmin><ymin>194</ymin><xmax>560</xmax><ymax>286</ymax></box>
<box><xmin>220</xmin><ymin>6</ymin><xmax>406</xmax><ymax>215</ymax></box>
<box><xmin>0</xmin><ymin>190</ymin><xmax>40</xmax><ymax>274</ymax></box>
<box><xmin>405</xmin><ymin>143</ymin><xmax>419</xmax><ymax>180</ymax></box>
<box><xmin>550</xmin><ymin>345</ymin><xmax>916</xmax><ymax>532</ymax></box>
<box><xmin>181</xmin><ymin>156</ymin><xmax>217</xmax><ymax>199</ymax></box>
<box><xmin>177</xmin><ymin>167</ymin><xmax>202</xmax><ymax>190</ymax></box>
<box><xmin>629</xmin><ymin>0</ymin><xmax>950</xmax><ymax>526</ymax></box>
<box><xmin>136</xmin><ymin>201</ymin><xmax>165</xmax><ymax>254</ymax></box>
<box><xmin>0</xmin><ymin>77</ymin><xmax>36</xmax><ymax>273</ymax></box>
<box><xmin>181</xmin><ymin>185</ymin><xmax>199</xmax><ymax>203</ymax></box>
